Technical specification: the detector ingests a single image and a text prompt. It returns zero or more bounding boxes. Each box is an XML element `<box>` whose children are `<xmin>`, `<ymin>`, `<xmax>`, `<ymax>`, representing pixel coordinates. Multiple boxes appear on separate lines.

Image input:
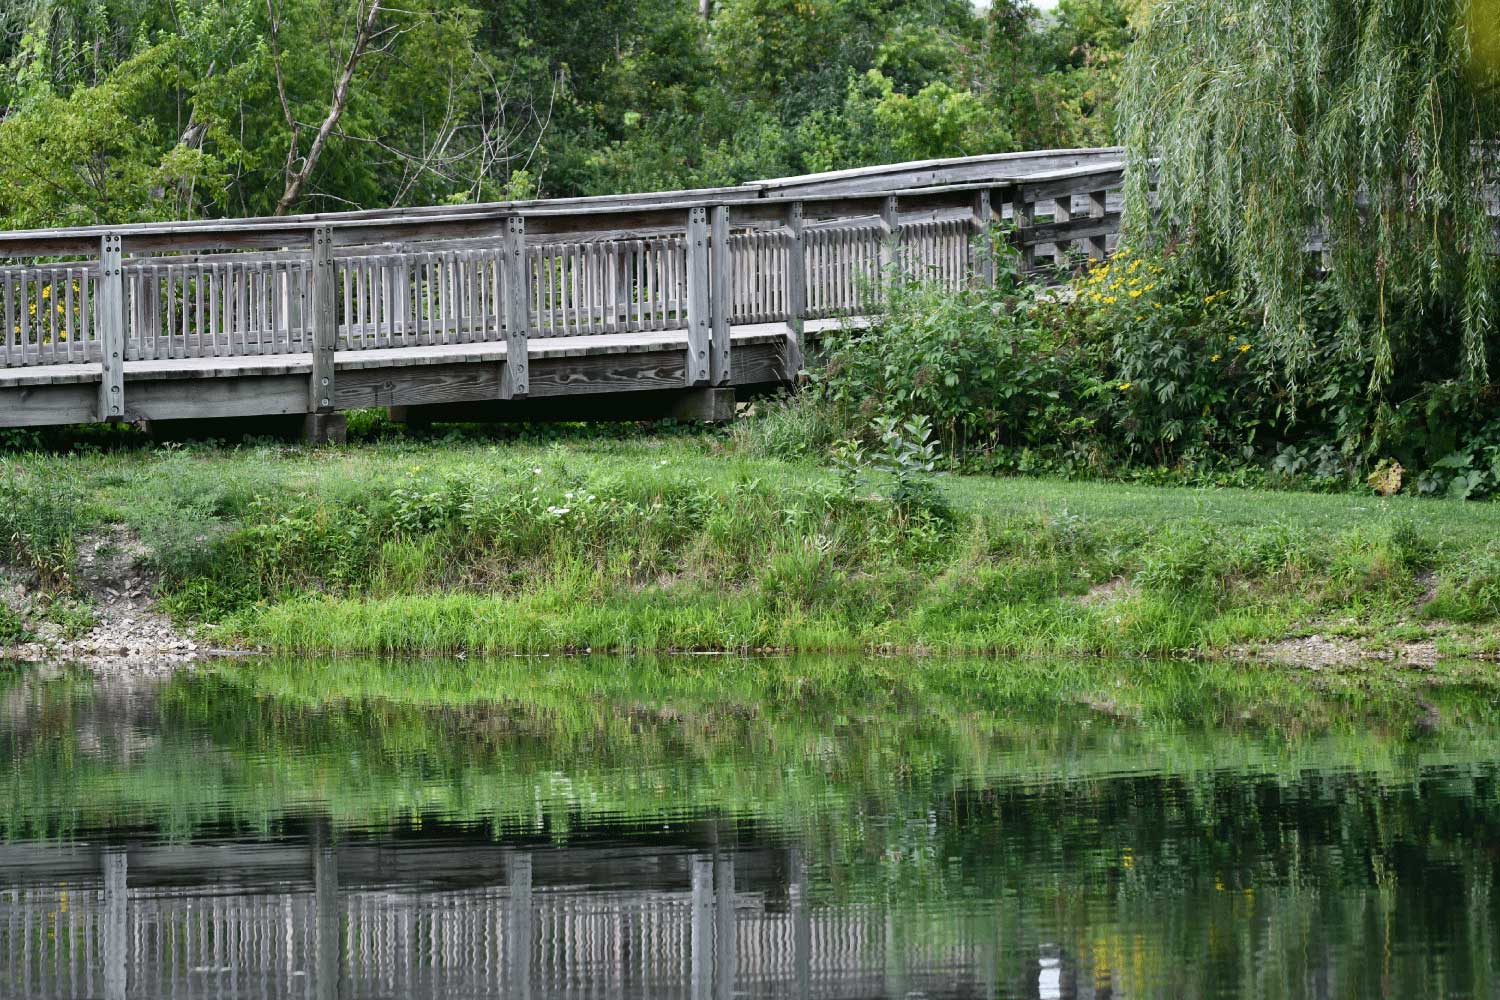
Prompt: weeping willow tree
<box><xmin>1119</xmin><ymin>0</ymin><xmax>1500</xmax><ymax>393</ymax></box>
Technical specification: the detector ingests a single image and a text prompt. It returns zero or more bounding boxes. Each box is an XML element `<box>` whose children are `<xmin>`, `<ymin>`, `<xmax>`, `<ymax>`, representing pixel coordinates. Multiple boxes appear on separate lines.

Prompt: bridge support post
<box><xmin>784</xmin><ymin>201</ymin><xmax>806</xmax><ymax>380</ymax></box>
<box><xmin>97</xmin><ymin>234</ymin><xmax>125</xmax><ymax>422</ymax></box>
<box><xmin>501</xmin><ymin>216</ymin><xmax>530</xmax><ymax>399</ymax></box>
<box><xmin>685</xmin><ymin>207</ymin><xmax>713</xmax><ymax>386</ymax></box>
<box><xmin>709</xmin><ymin>206</ymin><xmax>732</xmax><ymax>386</ymax></box>
<box><xmin>305</xmin><ymin>225</ymin><xmax>339</xmax><ymax>444</ymax></box>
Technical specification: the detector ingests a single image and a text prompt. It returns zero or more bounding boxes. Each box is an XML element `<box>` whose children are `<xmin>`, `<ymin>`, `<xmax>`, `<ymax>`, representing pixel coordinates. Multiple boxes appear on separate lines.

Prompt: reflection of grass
<box><xmin>4</xmin><ymin>434</ymin><xmax>1500</xmax><ymax>656</ymax></box>
<box><xmin>7</xmin><ymin>655</ymin><xmax>1500</xmax><ymax>846</ymax></box>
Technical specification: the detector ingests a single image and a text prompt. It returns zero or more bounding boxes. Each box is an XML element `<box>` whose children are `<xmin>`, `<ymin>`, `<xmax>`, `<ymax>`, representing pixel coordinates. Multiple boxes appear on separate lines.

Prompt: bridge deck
<box><xmin>0</xmin><ymin>323</ymin><xmax>809</xmax><ymax>388</ymax></box>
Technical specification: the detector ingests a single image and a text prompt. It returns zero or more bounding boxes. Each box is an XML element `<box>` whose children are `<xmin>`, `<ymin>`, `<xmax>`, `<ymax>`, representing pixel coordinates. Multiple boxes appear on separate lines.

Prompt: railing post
<box><xmin>878</xmin><ymin>195</ymin><xmax>900</xmax><ymax>293</ymax></box>
<box><xmin>302</xmin><ymin>227</ymin><xmax>346</xmax><ymax>442</ymax></box>
<box><xmin>1088</xmin><ymin>188</ymin><xmax>1109</xmax><ymax>260</ymax></box>
<box><xmin>685</xmin><ymin>207</ymin><xmax>712</xmax><ymax>386</ymax></box>
<box><xmin>971</xmin><ymin>189</ymin><xmax>994</xmax><ymax>288</ymax></box>
<box><xmin>709</xmin><ymin>206</ymin><xmax>732</xmax><ymax>386</ymax></box>
<box><xmin>96</xmin><ymin>234</ymin><xmax>125</xmax><ymax>421</ymax></box>
<box><xmin>1010</xmin><ymin>188</ymin><xmax>1035</xmax><ymax>272</ymax></box>
<box><xmin>784</xmin><ymin>201</ymin><xmax>806</xmax><ymax>379</ymax></box>
<box><xmin>501</xmin><ymin>215</ymin><xmax>530</xmax><ymax>399</ymax></box>
<box><xmin>308</xmin><ymin>226</ymin><xmax>337</xmax><ymax>413</ymax></box>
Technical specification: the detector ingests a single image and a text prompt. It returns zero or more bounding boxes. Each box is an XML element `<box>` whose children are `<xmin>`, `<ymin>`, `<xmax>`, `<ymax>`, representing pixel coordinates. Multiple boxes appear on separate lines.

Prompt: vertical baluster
<box><xmin>212</xmin><ymin>262</ymin><xmax>224</xmax><ymax>357</ymax></box>
<box><xmin>378</xmin><ymin>254</ymin><xmax>390</xmax><ymax>347</ymax></box>
<box><xmin>211</xmin><ymin>263</ymin><xmax>222</xmax><ymax>358</ymax></box>
<box><xmin>0</xmin><ymin>270</ymin><xmax>11</xmax><ymax>367</ymax></box>
<box><xmin>446</xmin><ymin>251</ymin><xmax>460</xmax><ymax>344</ymax></box>
<box><xmin>431</xmin><ymin>253</ymin><xmax>444</xmax><ymax>345</ymax></box>
<box><xmin>22</xmin><ymin>269</ymin><xmax>36</xmax><ymax>363</ymax></box>
<box><xmin>467</xmin><ymin>251</ymin><xmax>480</xmax><ymax>344</ymax></box>
<box><xmin>597</xmin><ymin>241</ymin><xmax>609</xmax><ymax>334</ymax></box>
<box><xmin>63</xmin><ymin>268</ymin><xmax>77</xmax><ymax>362</ymax></box>
<box><xmin>192</xmin><ymin>265</ymin><xmax>204</xmax><ymax>356</ymax></box>
<box><xmin>223</xmin><ymin>260</ymin><xmax>235</xmax><ymax>357</ymax></box>
<box><xmin>83</xmin><ymin>266</ymin><xmax>96</xmax><ymax>361</ymax></box>
<box><xmin>241</xmin><ymin>259</ymin><xmax>253</xmax><ymax>357</ymax></box>
<box><xmin>161</xmin><ymin>267</ymin><xmax>175</xmax><ymax>360</ymax></box>
<box><xmin>417</xmin><ymin>253</ymin><xmax>430</xmax><ymax>346</ymax></box>
<box><xmin>46</xmin><ymin>268</ymin><xmax>60</xmax><ymax>362</ymax></box>
<box><xmin>263</xmin><ymin>262</ymin><xmax>278</xmax><ymax>356</ymax></box>
<box><xmin>78</xmin><ymin>264</ymin><xmax>93</xmax><ymax>363</ymax></box>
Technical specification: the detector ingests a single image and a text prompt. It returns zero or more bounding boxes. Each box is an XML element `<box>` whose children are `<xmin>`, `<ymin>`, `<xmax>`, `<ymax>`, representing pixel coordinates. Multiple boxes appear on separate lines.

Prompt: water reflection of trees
<box><xmin>3</xmin><ymin>656</ymin><xmax>1500</xmax><ymax>996</ymax></box>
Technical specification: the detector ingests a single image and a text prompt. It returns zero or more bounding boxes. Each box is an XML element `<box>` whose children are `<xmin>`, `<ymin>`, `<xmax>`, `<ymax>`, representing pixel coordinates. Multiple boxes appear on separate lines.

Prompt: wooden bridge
<box><xmin>0</xmin><ymin>149</ymin><xmax>1125</xmax><ymax>440</ymax></box>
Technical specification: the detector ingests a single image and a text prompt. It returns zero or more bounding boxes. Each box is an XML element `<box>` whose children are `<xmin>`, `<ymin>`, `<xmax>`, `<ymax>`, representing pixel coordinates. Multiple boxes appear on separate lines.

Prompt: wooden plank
<box><xmin>309</xmin><ymin>226</ymin><xmax>336</xmax><ymax>411</ymax></box>
<box><xmin>755</xmin><ymin>148</ymin><xmax>1121</xmax><ymax>197</ymax></box>
<box><xmin>727</xmin><ymin>341</ymin><xmax>791</xmax><ymax>386</ymax></box>
<box><xmin>0</xmin><ymin>384</ymin><xmax>97</xmax><ymax>427</ymax></box>
<box><xmin>500</xmin><ymin>216</ymin><xmax>529</xmax><ymax>398</ymax></box>
<box><xmin>526</xmin><ymin>349</ymin><xmax>686</xmax><ymax>397</ymax></box>
<box><xmin>1015</xmin><ymin>212</ymin><xmax>1122</xmax><ymax>246</ymax></box>
<box><xmin>335</xmin><ymin>362</ymin><xmax>503</xmax><ymax>409</ymax></box>
<box><xmin>96</xmin><ymin>234</ymin><xmax>125</xmax><ymax>420</ymax></box>
<box><xmin>127</xmin><ymin>375</ymin><xmax>308</xmax><ymax>420</ymax></box>
<box><xmin>1018</xmin><ymin>168</ymin><xmax>1125</xmax><ymax>205</ymax></box>
<box><xmin>709</xmin><ymin>206</ymin><xmax>731</xmax><ymax>386</ymax></box>
<box><xmin>684</xmin><ymin>207</ymin><xmax>712</xmax><ymax>386</ymax></box>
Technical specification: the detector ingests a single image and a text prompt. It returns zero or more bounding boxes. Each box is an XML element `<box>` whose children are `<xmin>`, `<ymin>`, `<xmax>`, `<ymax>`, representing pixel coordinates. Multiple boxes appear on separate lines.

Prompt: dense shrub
<box><xmin>793</xmin><ymin>245</ymin><xmax>1500</xmax><ymax>496</ymax></box>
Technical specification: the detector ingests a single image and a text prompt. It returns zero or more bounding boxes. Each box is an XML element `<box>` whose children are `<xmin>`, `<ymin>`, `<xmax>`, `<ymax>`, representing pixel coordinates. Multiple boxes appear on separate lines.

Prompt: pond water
<box><xmin>3</xmin><ymin>656</ymin><xmax>1500</xmax><ymax>999</ymax></box>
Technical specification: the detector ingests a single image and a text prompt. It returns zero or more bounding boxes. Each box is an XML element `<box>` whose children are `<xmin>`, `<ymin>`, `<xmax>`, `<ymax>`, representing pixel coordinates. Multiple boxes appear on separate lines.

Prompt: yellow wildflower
<box><xmin>1211</xmin><ymin>354</ymin><xmax>1221</xmax><ymax>362</ymax></box>
<box><xmin>1239</xmin><ymin>343</ymin><xmax>1251</xmax><ymax>353</ymax></box>
<box><xmin>1118</xmin><ymin>382</ymin><xmax>1133</xmax><ymax>391</ymax></box>
<box><xmin>1103</xmin><ymin>296</ymin><xmax>1118</xmax><ymax>304</ymax></box>
<box><xmin>1128</xmin><ymin>289</ymin><xmax>1143</xmax><ymax>299</ymax></box>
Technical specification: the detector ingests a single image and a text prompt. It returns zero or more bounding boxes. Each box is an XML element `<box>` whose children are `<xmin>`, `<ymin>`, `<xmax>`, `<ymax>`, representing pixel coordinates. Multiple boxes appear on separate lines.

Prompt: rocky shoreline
<box><xmin>1</xmin><ymin>528</ymin><xmax>204</xmax><ymax>674</ymax></box>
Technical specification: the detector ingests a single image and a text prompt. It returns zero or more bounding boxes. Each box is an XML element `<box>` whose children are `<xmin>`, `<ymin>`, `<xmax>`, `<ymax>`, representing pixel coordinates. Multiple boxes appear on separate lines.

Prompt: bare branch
<box><xmin>274</xmin><ymin>0</ymin><xmax>385</xmax><ymax>215</ymax></box>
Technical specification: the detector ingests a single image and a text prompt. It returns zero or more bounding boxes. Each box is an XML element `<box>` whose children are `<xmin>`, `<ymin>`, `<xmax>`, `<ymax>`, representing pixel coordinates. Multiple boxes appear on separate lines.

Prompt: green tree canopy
<box><xmin>1120</xmin><ymin>0</ymin><xmax>1500</xmax><ymax>394</ymax></box>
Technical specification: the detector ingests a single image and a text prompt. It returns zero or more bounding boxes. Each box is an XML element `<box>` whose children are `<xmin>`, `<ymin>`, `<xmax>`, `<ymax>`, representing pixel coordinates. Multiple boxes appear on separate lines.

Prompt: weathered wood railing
<box><xmin>0</xmin><ymin>149</ymin><xmax>1126</xmax><ymax>432</ymax></box>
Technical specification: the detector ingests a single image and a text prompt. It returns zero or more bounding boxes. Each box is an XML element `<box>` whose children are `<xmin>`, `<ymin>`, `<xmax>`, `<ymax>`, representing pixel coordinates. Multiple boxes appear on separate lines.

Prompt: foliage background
<box><xmin>0</xmin><ymin>0</ymin><xmax>1131</xmax><ymax>226</ymax></box>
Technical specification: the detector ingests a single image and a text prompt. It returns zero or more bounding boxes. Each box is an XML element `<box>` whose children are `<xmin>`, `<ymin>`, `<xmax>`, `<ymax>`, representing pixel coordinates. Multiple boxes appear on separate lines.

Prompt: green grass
<box><xmin>4</xmin><ymin>424</ymin><xmax>1500</xmax><ymax>657</ymax></box>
